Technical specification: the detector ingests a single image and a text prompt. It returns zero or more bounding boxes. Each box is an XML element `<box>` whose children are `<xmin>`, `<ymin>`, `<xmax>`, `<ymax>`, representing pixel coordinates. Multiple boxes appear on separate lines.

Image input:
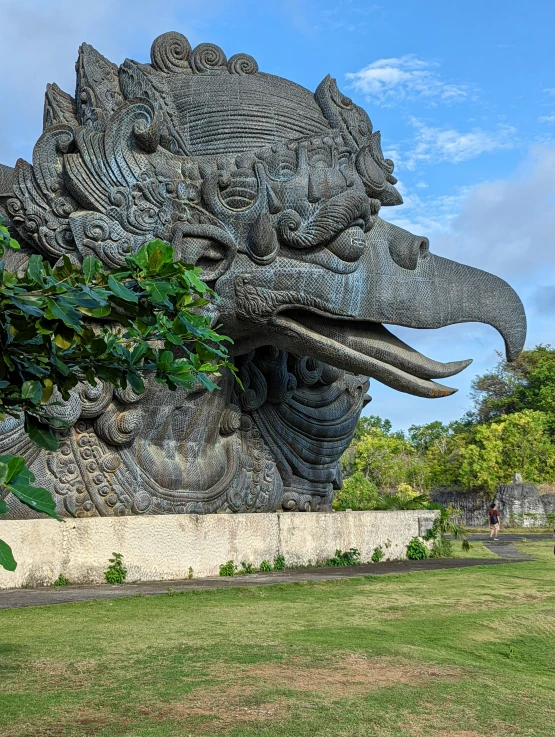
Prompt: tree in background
<box><xmin>458</xmin><ymin>410</ymin><xmax>555</xmax><ymax>492</ymax></box>
<box><xmin>332</xmin><ymin>471</ymin><xmax>377</xmax><ymax>511</ymax></box>
<box><xmin>343</xmin><ymin>424</ymin><xmax>427</xmax><ymax>492</ymax></box>
<box><xmin>0</xmin><ymin>215</ymin><xmax>233</xmax><ymax>571</ymax></box>
<box><xmin>470</xmin><ymin>345</ymin><xmax>555</xmax><ymax>429</ymax></box>
<box><xmin>341</xmin><ymin>357</ymin><xmax>555</xmax><ymax>508</ymax></box>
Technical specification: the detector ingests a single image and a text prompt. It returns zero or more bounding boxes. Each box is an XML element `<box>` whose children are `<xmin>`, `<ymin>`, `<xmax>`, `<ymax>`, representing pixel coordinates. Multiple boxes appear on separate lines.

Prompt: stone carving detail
<box><xmin>0</xmin><ymin>33</ymin><xmax>526</xmax><ymax>517</ymax></box>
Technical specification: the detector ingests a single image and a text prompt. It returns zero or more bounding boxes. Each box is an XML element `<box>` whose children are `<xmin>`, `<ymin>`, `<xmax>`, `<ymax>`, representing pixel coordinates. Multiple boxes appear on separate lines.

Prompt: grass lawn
<box><xmin>1</xmin><ymin>542</ymin><xmax>554</xmax><ymax>737</ymax></box>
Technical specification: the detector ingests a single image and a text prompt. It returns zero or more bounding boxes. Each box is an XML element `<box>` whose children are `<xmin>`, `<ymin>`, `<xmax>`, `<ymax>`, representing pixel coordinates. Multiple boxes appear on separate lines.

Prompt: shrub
<box><xmin>188</xmin><ymin>567</ymin><xmax>194</xmax><ymax>579</ymax></box>
<box><xmin>52</xmin><ymin>574</ymin><xmax>69</xmax><ymax>587</ymax></box>
<box><xmin>406</xmin><ymin>537</ymin><xmax>428</xmax><ymax>560</ymax></box>
<box><xmin>273</xmin><ymin>554</ymin><xmax>286</xmax><ymax>571</ymax></box>
<box><xmin>104</xmin><ymin>552</ymin><xmax>127</xmax><ymax>584</ymax></box>
<box><xmin>239</xmin><ymin>561</ymin><xmax>256</xmax><ymax>574</ymax></box>
<box><xmin>326</xmin><ymin>548</ymin><xmax>361</xmax><ymax>567</ymax></box>
<box><xmin>371</xmin><ymin>546</ymin><xmax>384</xmax><ymax>563</ymax></box>
<box><xmin>333</xmin><ymin>472</ymin><xmax>378</xmax><ymax>511</ymax></box>
<box><xmin>429</xmin><ymin>537</ymin><xmax>454</xmax><ymax>558</ymax></box>
<box><xmin>259</xmin><ymin>560</ymin><xmax>273</xmax><ymax>572</ymax></box>
<box><xmin>219</xmin><ymin>560</ymin><xmax>237</xmax><ymax>577</ymax></box>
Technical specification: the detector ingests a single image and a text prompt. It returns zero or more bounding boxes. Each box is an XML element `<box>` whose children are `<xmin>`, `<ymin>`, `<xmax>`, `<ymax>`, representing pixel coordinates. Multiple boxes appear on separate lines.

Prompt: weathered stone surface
<box><xmin>0</xmin><ymin>510</ymin><xmax>437</xmax><ymax>589</ymax></box>
<box><xmin>0</xmin><ymin>32</ymin><xmax>526</xmax><ymax>517</ymax></box>
<box><xmin>431</xmin><ymin>488</ymin><xmax>493</xmax><ymax>527</ymax></box>
<box><xmin>431</xmin><ymin>484</ymin><xmax>555</xmax><ymax>527</ymax></box>
<box><xmin>497</xmin><ymin>483</ymin><xmax>549</xmax><ymax>527</ymax></box>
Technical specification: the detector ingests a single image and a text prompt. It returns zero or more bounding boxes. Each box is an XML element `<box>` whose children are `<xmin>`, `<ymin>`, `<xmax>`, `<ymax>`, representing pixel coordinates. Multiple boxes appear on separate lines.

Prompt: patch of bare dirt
<box><xmin>154</xmin><ymin>653</ymin><xmax>461</xmax><ymax>732</ymax></box>
<box><xmin>242</xmin><ymin>652</ymin><xmax>460</xmax><ymax>697</ymax></box>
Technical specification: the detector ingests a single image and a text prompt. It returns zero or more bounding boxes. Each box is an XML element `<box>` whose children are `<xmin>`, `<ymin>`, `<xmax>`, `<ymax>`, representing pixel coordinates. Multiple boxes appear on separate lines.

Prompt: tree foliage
<box><xmin>341</xmin><ymin>352</ymin><xmax>555</xmax><ymax>509</ymax></box>
<box><xmin>0</xmin><ymin>214</ymin><xmax>233</xmax><ymax>570</ymax></box>
<box><xmin>332</xmin><ymin>471</ymin><xmax>377</xmax><ymax>511</ymax></box>
<box><xmin>470</xmin><ymin>345</ymin><xmax>555</xmax><ymax>429</ymax></box>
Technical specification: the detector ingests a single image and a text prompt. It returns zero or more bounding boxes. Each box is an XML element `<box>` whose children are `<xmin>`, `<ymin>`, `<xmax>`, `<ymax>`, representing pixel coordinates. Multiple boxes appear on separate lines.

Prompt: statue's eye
<box><xmin>309</xmin><ymin>148</ymin><xmax>330</xmax><ymax>168</ymax></box>
<box><xmin>338</xmin><ymin>152</ymin><xmax>352</xmax><ymax>169</ymax></box>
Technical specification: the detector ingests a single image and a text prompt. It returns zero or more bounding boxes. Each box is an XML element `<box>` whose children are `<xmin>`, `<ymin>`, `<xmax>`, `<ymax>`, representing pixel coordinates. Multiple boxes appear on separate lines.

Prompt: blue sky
<box><xmin>1</xmin><ymin>0</ymin><xmax>554</xmax><ymax>430</ymax></box>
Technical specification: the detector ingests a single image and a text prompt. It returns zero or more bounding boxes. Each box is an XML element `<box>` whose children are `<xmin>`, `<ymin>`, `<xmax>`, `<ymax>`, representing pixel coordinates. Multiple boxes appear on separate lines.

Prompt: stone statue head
<box><xmin>0</xmin><ymin>32</ymin><xmax>526</xmax><ymax>517</ymax></box>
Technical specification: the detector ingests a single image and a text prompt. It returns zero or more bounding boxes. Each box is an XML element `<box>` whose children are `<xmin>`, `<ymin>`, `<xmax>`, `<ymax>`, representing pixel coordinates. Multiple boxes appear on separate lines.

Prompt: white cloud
<box><xmin>401</xmin><ymin>119</ymin><xmax>516</xmax><ymax>169</ymax></box>
<box><xmin>345</xmin><ymin>55</ymin><xmax>468</xmax><ymax>106</ymax></box>
<box><xmin>421</xmin><ymin>145</ymin><xmax>555</xmax><ymax>281</ymax></box>
<box><xmin>384</xmin><ymin>144</ymin><xmax>555</xmax><ymax>286</ymax></box>
<box><xmin>385</xmin><ymin>183</ymin><xmax>469</xmax><ymax>236</ymax></box>
<box><xmin>539</xmin><ymin>115</ymin><xmax>555</xmax><ymax>123</ymax></box>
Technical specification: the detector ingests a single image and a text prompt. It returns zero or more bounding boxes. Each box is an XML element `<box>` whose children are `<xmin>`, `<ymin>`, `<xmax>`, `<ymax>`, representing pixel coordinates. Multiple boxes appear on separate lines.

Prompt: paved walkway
<box><xmin>465</xmin><ymin>533</ymin><xmax>553</xmax><ymax>542</ymax></box>
<box><xmin>481</xmin><ymin>540</ymin><xmax>536</xmax><ymax>560</ymax></box>
<box><xmin>0</xmin><ymin>556</ymin><xmax>530</xmax><ymax>610</ymax></box>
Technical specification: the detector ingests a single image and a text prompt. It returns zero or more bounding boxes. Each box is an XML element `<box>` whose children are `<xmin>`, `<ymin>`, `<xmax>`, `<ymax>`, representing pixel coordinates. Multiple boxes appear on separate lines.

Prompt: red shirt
<box><xmin>489</xmin><ymin>509</ymin><xmax>500</xmax><ymax>523</ymax></box>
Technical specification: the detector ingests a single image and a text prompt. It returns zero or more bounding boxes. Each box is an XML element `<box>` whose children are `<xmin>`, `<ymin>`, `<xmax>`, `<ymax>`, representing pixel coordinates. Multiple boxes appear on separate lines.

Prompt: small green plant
<box><xmin>326</xmin><ymin>548</ymin><xmax>361</xmax><ymax>567</ymax></box>
<box><xmin>167</xmin><ymin>587</ymin><xmax>175</xmax><ymax>596</ymax></box>
<box><xmin>104</xmin><ymin>552</ymin><xmax>127</xmax><ymax>584</ymax></box>
<box><xmin>52</xmin><ymin>574</ymin><xmax>69</xmax><ymax>587</ymax></box>
<box><xmin>188</xmin><ymin>566</ymin><xmax>194</xmax><ymax>579</ymax></box>
<box><xmin>506</xmin><ymin>644</ymin><xmax>516</xmax><ymax>659</ymax></box>
<box><xmin>371</xmin><ymin>546</ymin><xmax>384</xmax><ymax>563</ymax></box>
<box><xmin>259</xmin><ymin>560</ymin><xmax>273</xmax><ymax>572</ymax></box>
<box><xmin>219</xmin><ymin>560</ymin><xmax>237</xmax><ymax>577</ymax></box>
<box><xmin>406</xmin><ymin>537</ymin><xmax>428</xmax><ymax>560</ymax></box>
<box><xmin>239</xmin><ymin>561</ymin><xmax>256</xmax><ymax>574</ymax></box>
<box><xmin>273</xmin><ymin>554</ymin><xmax>286</xmax><ymax>571</ymax></box>
<box><xmin>429</xmin><ymin>537</ymin><xmax>454</xmax><ymax>558</ymax></box>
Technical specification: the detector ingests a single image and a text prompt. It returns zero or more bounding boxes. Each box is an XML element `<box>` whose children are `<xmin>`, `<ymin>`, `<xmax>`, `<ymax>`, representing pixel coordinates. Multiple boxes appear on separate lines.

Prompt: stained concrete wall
<box><xmin>0</xmin><ymin>510</ymin><xmax>437</xmax><ymax>589</ymax></box>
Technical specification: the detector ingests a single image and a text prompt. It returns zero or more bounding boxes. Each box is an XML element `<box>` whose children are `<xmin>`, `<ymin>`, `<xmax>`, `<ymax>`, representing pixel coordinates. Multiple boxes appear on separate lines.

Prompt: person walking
<box><xmin>489</xmin><ymin>502</ymin><xmax>501</xmax><ymax>540</ymax></box>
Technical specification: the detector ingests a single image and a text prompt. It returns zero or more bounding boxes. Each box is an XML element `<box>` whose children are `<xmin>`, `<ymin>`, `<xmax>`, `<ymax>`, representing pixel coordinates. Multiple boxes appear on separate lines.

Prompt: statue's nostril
<box><xmin>388</xmin><ymin>232</ymin><xmax>430</xmax><ymax>270</ymax></box>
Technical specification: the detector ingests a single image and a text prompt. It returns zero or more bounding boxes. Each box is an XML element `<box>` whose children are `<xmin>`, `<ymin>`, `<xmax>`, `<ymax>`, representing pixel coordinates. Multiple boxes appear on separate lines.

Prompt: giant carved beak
<box><xmin>265</xmin><ymin>219</ymin><xmax>527</xmax><ymax>398</ymax></box>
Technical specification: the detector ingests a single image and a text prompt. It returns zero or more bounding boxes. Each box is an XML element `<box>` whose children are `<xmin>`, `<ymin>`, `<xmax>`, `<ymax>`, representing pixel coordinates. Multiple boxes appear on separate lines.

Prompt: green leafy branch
<box><xmin>0</xmin><ymin>215</ymin><xmax>235</xmax><ymax>570</ymax></box>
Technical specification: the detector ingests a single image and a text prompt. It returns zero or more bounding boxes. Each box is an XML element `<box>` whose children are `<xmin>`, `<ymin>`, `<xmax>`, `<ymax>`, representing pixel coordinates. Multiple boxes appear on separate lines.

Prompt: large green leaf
<box><xmin>126</xmin><ymin>371</ymin><xmax>145</xmax><ymax>394</ymax></box>
<box><xmin>82</xmin><ymin>256</ymin><xmax>102</xmax><ymax>284</ymax></box>
<box><xmin>0</xmin><ymin>499</ymin><xmax>7</xmax><ymax>514</ymax></box>
<box><xmin>146</xmin><ymin>240</ymin><xmax>174</xmax><ymax>269</ymax></box>
<box><xmin>108</xmin><ymin>275</ymin><xmax>138</xmax><ymax>303</ymax></box>
<box><xmin>144</xmin><ymin>281</ymin><xmax>174</xmax><ymax>304</ymax></box>
<box><xmin>26</xmin><ymin>254</ymin><xmax>45</xmax><ymax>285</ymax></box>
<box><xmin>24</xmin><ymin>414</ymin><xmax>60</xmax><ymax>451</ymax></box>
<box><xmin>21</xmin><ymin>380</ymin><xmax>43</xmax><ymax>404</ymax></box>
<box><xmin>9</xmin><ymin>296</ymin><xmax>44</xmax><ymax>317</ymax></box>
<box><xmin>46</xmin><ymin>299</ymin><xmax>82</xmax><ymax>328</ymax></box>
<box><xmin>7</xmin><ymin>482</ymin><xmax>61</xmax><ymax>520</ymax></box>
<box><xmin>131</xmin><ymin>342</ymin><xmax>149</xmax><ymax>365</ymax></box>
<box><xmin>0</xmin><ymin>455</ymin><xmax>25</xmax><ymax>483</ymax></box>
<box><xmin>0</xmin><ymin>539</ymin><xmax>17</xmax><ymax>571</ymax></box>
<box><xmin>186</xmin><ymin>270</ymin><xmax>208</xmax><ymax>294</ymax></box>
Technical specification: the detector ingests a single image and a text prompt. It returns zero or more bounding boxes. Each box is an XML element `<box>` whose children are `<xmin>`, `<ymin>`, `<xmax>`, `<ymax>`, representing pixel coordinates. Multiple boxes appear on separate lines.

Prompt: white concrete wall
<box><xmin>0</xmin><ymin>510</ymin><xmax>437</xmax><ymax>589</ymax></box>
